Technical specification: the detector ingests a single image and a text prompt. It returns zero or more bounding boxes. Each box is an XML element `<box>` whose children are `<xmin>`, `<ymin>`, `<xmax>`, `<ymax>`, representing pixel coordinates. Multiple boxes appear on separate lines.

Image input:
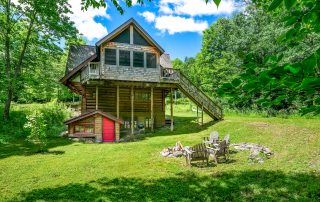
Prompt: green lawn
<box><xmin>0</xmin><ymin>106</ymin><xmax>320</xmax><ymax>201</ymax></box>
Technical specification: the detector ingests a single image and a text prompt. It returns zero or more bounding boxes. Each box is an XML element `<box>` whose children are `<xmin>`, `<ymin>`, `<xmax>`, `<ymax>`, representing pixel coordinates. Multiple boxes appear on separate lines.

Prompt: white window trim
<box><xmin>132</xmin><ymin>51</ymin><xmax>145</xmax><ymax>68</ymax></box>
<box><xmin>118</xmin><ymin>49</ymin><xmax>131</xmax><ymax>68</ymax></box>
<box><xmin>104</xmin><ymin>47</ymin><xmax>118</xmax><ymax>67</ymax></box>
<box><xmin>104</xmin><ymin>47</ymin><xmax>159</xmax><ymax>69</ymax></box>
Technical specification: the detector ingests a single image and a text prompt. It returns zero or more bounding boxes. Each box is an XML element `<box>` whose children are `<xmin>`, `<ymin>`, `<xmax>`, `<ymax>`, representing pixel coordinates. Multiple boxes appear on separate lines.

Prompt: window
<box><xmin>111</xmin><ymin>28</ymin><xmax>130</xmax><ymax>44</ymax></box>
<box><xmin>133</xmin><ymin>52</ymin><xmax>144</xmax><ymax>68</ymax></box>
<box><xmin>75</xmin><ymin>125</ymin><xmax>84</xmax><ymax>133</ymax></box>
<box><xmin>133</xmin><ymin>28</ymin><xmax>151</xmax><ymax>46</ymax></box>
<box><xmin>105</xmin><ymin>49</ymin><xmax>116</xmax><ymax>65</ymax></box>
<box><xmin>119</xmin><ymin>50</ymin><xmax>131</xmax><ymax>66</ymax></box>
<box><xmin>146</xmin><ymin>53</ymin><xmax>157</xmax><ymax>68</ymax></box>
<box><xmin>75</xmin><ymin>124</ymin><xmax>94</xmax><ymax>133</ymax></box>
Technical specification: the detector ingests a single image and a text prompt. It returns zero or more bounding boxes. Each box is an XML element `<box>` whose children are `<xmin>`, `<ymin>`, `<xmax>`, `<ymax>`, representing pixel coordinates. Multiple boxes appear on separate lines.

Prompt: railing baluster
<box><xmin>160</xmin><ymin>67</ymin><xmax>223</xmax><ymax>120</ymax></box>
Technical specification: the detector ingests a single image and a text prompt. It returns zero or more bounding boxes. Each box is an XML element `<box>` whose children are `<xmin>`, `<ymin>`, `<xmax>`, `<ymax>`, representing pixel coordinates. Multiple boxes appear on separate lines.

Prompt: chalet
<box><xmin>61</xmin><ymin>18</ymin><xmax>223</xmax><ymax>142</ymax></box>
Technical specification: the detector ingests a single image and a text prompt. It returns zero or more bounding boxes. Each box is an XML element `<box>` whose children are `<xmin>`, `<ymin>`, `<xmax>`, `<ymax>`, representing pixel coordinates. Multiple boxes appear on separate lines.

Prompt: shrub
<box><xmin>23</xmin><ymin>100</ymin><xmax>71</xmax><ymax>152</ymax></box>
<box><xmin>40</xmin><ymin>99</ymin><xmax>71</xmax><ymax>137</ymax></box>
<box><xmin>24</xmin><ymin>110</ymin><xmax>48</xmax><ymax>152</ymax></box>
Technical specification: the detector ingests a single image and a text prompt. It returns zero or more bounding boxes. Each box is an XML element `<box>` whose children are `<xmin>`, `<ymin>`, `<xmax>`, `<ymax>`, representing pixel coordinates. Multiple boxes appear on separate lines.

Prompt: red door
<box><xmin>103</xmin><ymin>117</ymin><xmax>115</xmax><ymax>142</ymax></box>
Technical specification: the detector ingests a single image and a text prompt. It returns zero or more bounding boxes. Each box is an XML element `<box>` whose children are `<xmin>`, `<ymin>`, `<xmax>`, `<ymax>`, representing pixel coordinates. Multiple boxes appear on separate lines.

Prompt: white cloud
<box><xmin>132</xmin><ymin>0</ymin><xmax>138</xmax><ymax>6</ymax></box>
<box><xmin>159</xmin><ymin>0</ymin><xmax>237</xmax><ymax>16</ymax></box>
<box><xmin>138</xmin><ymin>11</ymin><xmax>156</xmax><ymax>23</ymax></box>
<box><xmin>68</xmin><ymin>0</ymin><xmax>109</xmax><ymax>41</ymax></box>
<box><xmin>155</xmin><ymin>16</ymin><xmax>208</xmax><ymax>35</ymax></box>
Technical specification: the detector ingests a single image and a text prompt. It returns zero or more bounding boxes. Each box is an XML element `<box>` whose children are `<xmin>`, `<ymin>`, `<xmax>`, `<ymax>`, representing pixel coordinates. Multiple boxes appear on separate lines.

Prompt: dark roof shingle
<box><xmin>65</xmin><ymin>45</ymin><xmax>96</xmax><ymax>75</ymax></box>
<box><xmin>160</xmin><ymin>53</ymin><xmax>173</xmax><ymax>69</ymax></box>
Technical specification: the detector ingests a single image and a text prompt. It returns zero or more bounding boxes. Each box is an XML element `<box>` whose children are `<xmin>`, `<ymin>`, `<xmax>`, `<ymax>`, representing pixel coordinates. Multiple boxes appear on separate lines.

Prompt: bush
<box><xmin>40</xmin><ymin>100</ymin><xmax>71</xmax><ymax>137</ymax></box>
<box><xmin>22</xmin><ymin>100</ymin><xmax>71</xmax><ymax>151</ymax></box>
<box><xmin>24</xmin><ymin>111</ymin><xmax>48</xmax><ymax>152</ymax></box>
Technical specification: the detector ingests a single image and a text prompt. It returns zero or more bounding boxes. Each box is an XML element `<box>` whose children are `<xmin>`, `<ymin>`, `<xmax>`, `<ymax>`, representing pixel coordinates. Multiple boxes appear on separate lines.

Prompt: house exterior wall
<box><xmin>100</xmin><ymin>42</ymin><xmax>161</xmax><ymax>83</ymax></box>
<box><xmin>115</xmin><ymin>122</ymin><xmax>120</xmax><ymax>141</ymax></box>
<box><xmin>82</xmin><ymin>86</ymin><xmax>166</xmax><ymax>130</ymax></box>
<box><xmin>95</xmin><ymin>114</ymin><xmax>103</xmax><ymax>142</ymax></box>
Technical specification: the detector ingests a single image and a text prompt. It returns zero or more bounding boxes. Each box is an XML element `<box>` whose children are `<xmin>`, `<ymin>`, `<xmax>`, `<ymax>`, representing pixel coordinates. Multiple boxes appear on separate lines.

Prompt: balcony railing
<box><xmin>80</xmin><ymin>62</ymin><xmax>100</xmax><ymax>83</ymax></box>
<box><xmin>160</xmin><ymin>67</ymin><xmax>180</xmax><ymax>82</ymax></box>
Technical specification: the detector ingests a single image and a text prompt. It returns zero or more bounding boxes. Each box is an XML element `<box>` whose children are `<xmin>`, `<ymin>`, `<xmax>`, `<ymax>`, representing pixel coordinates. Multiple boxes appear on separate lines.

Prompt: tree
<box><xmin>81</xmin><ymin>0</ymin><xmax>151</xmax><ymax>14</ymax></box>
<box><xmin>218</xmin><ymin>0</ymin><xmax>320</xmax><ymax>115</ymax></box>
<box><xmin>0</xmin><ymin>0</ymin><xmax>78</xmax><ymax>120</ymax></box>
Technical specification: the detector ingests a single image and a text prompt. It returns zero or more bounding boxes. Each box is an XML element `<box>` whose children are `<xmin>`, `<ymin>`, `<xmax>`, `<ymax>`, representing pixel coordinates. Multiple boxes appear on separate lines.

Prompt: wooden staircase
<box><xmin>161</xmin><ymin>68</ymin><xmax>223</xmax><ymax>121</ymax></box>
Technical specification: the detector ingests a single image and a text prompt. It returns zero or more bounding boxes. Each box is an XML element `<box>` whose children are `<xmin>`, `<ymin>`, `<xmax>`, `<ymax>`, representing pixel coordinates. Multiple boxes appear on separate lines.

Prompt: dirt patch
<box><xmin>248</xmin><ymin>122</ymin><xmax>270</xmax><ymax>127</ymax></box>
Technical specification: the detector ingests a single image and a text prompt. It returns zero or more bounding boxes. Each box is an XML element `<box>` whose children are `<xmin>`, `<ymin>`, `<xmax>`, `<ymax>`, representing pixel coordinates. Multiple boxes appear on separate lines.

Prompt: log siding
<box><xmin>83</xmin><ymin>86</ymin><xmax>165</xmax><ymax>128</ymax></box>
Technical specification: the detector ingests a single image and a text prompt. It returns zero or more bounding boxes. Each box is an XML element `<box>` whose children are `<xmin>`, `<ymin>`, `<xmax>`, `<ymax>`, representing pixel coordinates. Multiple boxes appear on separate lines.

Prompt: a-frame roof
<box><xmin>96</xmin><ymin>18</ymin><xmax>165</xmax><ymax>54</ymax></box>
<box><xmin>64</xmin><ymin>110</ymin><xmax>123</xmax><ymax>125</ymax></box>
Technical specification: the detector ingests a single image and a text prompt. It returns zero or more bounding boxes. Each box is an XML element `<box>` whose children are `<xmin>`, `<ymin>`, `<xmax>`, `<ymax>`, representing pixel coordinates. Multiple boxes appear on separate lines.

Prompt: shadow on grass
<box><xmin>165</xmin><ymin>116</ymin><xmax>219</xmax><ymax>135</ymax></box>
<box><xmin>130</xmin><ymin>116</ymin><xmax>219</xmax><ymax>141</ymax></box>
<box><xmin>15</xmin><ymin>170</ymin><xmax>320</xmax><ymax>201</ymax></box>
<box><xmin>0</xmin><ymin>138</ymin><xmax>71</xmax><ymax>159</ymax></box>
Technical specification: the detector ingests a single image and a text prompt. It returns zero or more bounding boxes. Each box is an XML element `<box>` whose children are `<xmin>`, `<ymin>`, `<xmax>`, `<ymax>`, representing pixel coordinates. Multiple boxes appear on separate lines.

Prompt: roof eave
<box><xmin>95</xmin><ymin>18</ymin><xmax>165</xmax><ymax>54</ymax></box>
<box><xmin>64</xmin><ymin>110</ymin><xmax>124</xmax><ymax>125</ymax></box>
<box><xmin>60</xmin><ymin>53</ymin><xmax>97</xmax><ymax>85</ymax></box>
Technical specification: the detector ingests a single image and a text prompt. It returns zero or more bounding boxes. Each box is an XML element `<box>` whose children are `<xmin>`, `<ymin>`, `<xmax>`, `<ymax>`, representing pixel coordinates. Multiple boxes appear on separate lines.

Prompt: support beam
<box><xmin>170</xmin><ymin>88</ymin><xmax>174</xmax><ymax>131</ymax></box>
<box><xmin>201</xmin><ymin>104</ymin><xmax>204</xmax><ymax>126</ymax></box>
<box><xmin>116</xmin><ymin>85</ymin><xmax>119</xmax><ymax>119</ymax></box>
<box><xmin>82</xmin><ymin>87</ymin><xmax>87</xmax><ymax>113</ymax></box>
<box><xmin>130</xmin><ymin>25</ymin><xmax>133</xmax><ymax>44</ymax></box>
<box><xmin>151</xmin><ymin>87</ymin><xmax>154</xmax><ymax>132</ymax></box>
<box><xmin>174</xmin><ymin>90</ymin><xmax>177</xmax><ymax>104</ymax></box>
<box><xmin>131</xmin><ymin>86</ymin><xmax>134</xmax><ymax>135</ymax></box>
<box><xmin>95</xmin><ymin>86</ymin><xmax>99</xmax><ymax>110</ymax></box>
<box><xmin>197</xmin><ymin>105</ymin><xmax>199</xmax><ymax>125</ymax></box>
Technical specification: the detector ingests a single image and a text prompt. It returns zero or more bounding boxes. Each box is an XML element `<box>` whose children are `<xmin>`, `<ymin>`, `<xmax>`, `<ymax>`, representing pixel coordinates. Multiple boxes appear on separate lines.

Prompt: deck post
<box><xmin>131</xmin><ymin>86</ymin><xmax>134</xmax><ymax>135</ymax></box>
<box><xmin>95</xmin><ymin>86</ymin><xmax>99</xmax><ymax>110</ymax></box>
<box><xmin>197</xmin><ymin>105</ymin><xmax>199</xmax><ymax>125</ymax></box>
<box><xmin>116</xmin><ymin>85</ymin><xmax>119</xmax><ymax>119</ymax></box>
<box><xmin>170</xmin><ymin>88</ymin><xmax>174</xmax><ymax>131</ymax></box>
<box><xmin>151</xmin><ymin>87</ymin><xmax>154</xmax><ymax>132</ymax></box>
<box><xmin>201</xmin><ymin>104</ymin><xmax>204</xmax><ymax>126</ymax></box>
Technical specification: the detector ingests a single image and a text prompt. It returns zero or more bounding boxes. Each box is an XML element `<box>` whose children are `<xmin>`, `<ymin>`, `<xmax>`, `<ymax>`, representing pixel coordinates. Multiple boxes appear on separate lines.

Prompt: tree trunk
<box><xmin>2</xmin><ymin>8</ymin><xmax>35</xmax><ymax>120</ymax></box>
<box><xmin>3</xmin><ymin>0</ymin><xmax>12</xmax><ymax>120</ymax></box>
<box><xmin>14</xmin><ymin>16</ymin><xmax>35</xmax><ymax>77</ymax></box>
<box><xmin>3</xmin><ymin>83</ymin><xmax>13</xmax><ymax>120</ymax></box>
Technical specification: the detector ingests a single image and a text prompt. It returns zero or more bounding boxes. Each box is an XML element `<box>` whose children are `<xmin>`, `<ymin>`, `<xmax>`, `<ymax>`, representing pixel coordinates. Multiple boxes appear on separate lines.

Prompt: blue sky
<box><xmin>68</xmin><ymin>0</ymin><xmax>241</xmax><ymax>60</ymax></box>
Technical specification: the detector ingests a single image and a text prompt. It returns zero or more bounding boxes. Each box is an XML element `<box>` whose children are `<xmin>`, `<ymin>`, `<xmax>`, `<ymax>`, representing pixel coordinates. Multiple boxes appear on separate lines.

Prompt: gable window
<box><xmin>111</xmin><ymin>28</ymin><xmax>130</xmax><ymax>44</ymax></box>
<box><xmin>133</xmin><ymin>52</ymin><xmax>144</xmax><ymax>68</ymax></box>
<box><xmin>146</xmin><ymin>53</ymin><xmax>157</xmax><ymax>68</ymax></box>
<box><xmin>133</xmin><ymin>28</ymin><xmax>151</xmax><ymax>46</ymax></box>
<box><xmin>119</xmin><ymin>50</ymin><xmax>131</xmax><ymax>66</ymax></box>
<box><xmin>105</xmin><ymin>48</ymin><xmax>117</xmax><ymax>65</ymax></box>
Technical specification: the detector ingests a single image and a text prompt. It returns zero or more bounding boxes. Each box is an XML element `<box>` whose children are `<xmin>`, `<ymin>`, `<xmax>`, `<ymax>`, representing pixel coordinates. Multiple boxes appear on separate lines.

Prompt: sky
<box><xmin>68</xmin><ymin>0</ymin><xmax>242</xmax><ymax>60</ymax></box>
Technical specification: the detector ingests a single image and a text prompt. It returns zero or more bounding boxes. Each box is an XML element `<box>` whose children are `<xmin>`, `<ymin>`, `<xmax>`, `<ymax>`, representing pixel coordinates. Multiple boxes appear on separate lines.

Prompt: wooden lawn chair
<box><xmin>223</xmin><ymin>134</ymin><xmax>230</xmax><ymax>157</ymax></box>
<box><xmin>208</xmin><ymin>140</ymin><xmax>228</xmax><ymax>164</ymax></box>
<box><xmin>185</xmin><ymin>143</ymin><xmax>209</xmax><ymax>166</ymax></box>
<box><xmin>203</xmin><ymin>131</ymin><xmax>219</xmax><ymax>146</ymax></box>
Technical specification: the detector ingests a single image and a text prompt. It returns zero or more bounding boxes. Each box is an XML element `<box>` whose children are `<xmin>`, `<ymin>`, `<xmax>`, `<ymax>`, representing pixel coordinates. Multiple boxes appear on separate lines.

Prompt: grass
<box><xmin>0</xmin><ymin>104</ymin><xmax>320</xmax><ymax>201</ymax></box>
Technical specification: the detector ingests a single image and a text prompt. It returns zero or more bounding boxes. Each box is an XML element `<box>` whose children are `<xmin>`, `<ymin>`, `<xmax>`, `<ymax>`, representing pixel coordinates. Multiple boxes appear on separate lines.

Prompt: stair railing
<box><xmin>161</xmin><ymin>68</ymin><xmax>223</xmax><ymax>120</ymax></box>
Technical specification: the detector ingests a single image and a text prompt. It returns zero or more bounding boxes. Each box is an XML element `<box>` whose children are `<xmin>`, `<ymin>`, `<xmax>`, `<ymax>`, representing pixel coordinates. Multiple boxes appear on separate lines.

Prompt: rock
<box><xmin>160</xmin><ymin>141</ymin><xmax>187</xmax><ymax>158</ymax></box>
<box><xmin>173</xmin><ymin>151</ymin><xmax>183</xmax><ymax>157</ymax></box>
<box><xmin>232</xmin><ymin>142</ymin><xmax>272</xmax><ymax>164</ymax></box>
<box><xmin>160</xmin><ymin>151</ymin><xmax>170</xmax><ymax>157</ymax></box>
<box><xmin>72</xmin><ymin>138</ymin><xmax>80</xmax><ymax>142</ymax></box>
<box><xmin>60</xmin><ymin>131</ymin><xmax>68</xmax><ymax>137</ymax></box>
